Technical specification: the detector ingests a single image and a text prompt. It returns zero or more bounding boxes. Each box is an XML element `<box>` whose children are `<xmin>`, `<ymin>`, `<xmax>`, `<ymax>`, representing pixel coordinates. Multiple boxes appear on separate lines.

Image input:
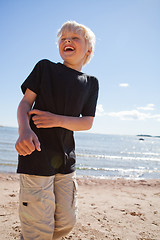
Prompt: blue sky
<box><xmin>0</xmin><ymin>0</ymin><xmax>160</xmax><ymax>135</ymax></box>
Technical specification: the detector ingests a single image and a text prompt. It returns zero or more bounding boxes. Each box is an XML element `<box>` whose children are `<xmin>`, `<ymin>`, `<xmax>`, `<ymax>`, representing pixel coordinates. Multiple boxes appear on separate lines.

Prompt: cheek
<box><xmin>58</xmin><ymin>44</ymin><xmax>61</xmax><ymax>51</ymax></box>
<box><xmin>58</xmin><ymin>44</ymin><xmax>63</xmax><ymax>56</ymax></box>
<box><xmin>58</xmin><ymin>42</ymin><xmax>63</xmax><ymax>50</ymax></box>
<box><xmin>80</xmin><ymin>41</ymin><xmax>88</xmax><ymax>53</ymax></box>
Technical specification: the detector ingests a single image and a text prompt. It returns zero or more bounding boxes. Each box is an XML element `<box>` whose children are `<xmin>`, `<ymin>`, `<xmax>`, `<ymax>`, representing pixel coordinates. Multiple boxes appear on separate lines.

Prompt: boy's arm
<box><xmin>29</xmin><ymin>109</ymin><xmax>94</xmax><ymax>131</ymax></box>
<box><xmin>15</xmin><ymin>89</ymin><xmax>41</xmax><ymax>156</ymax></box>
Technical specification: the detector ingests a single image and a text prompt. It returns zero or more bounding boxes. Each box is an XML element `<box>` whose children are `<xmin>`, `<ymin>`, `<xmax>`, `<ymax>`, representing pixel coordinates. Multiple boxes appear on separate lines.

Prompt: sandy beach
<box><xmin>0</xmin><ymin>173</ymin><xmax>160</xmax><ymax>240</ymax></box>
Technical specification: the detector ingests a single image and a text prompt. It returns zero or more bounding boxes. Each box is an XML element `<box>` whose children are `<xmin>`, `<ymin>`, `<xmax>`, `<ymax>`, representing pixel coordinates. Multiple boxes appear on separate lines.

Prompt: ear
<box><xmin>86</xmin><ymin>47</ymin><xmax>92</xmax><ymax>56</ymax></box>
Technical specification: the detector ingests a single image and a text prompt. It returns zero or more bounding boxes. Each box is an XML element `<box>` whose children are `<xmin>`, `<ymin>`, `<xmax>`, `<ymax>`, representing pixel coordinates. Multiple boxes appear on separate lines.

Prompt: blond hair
<box><xmin>57</xmin><ymin>21</ymin><xmax>96</xmax><ymax>65</ymax></box>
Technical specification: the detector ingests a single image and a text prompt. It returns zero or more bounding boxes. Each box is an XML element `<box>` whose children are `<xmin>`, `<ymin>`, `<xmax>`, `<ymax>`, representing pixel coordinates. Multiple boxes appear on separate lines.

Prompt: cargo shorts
<box><xmin>19</xmin><ymin>172</ymin><xmax>78</xmax><ymax>240</ymax></box>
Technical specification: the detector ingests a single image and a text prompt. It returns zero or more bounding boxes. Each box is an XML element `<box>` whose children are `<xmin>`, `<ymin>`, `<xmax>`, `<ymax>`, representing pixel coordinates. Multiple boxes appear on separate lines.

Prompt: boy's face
<box><xmin>58</xmin><ymin>31</ymin><xmax>91</xmax><ymax>70</ymax></box>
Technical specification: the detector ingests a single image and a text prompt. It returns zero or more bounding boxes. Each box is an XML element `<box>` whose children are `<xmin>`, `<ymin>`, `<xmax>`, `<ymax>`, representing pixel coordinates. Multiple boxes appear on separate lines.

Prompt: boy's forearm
<box><xmin>59</xmin><ymin>115</ymin><xmax>94</xmax><ymax>131</ymax></box>
<box><xmin>17</xmin><ymin>100</ymin><xmax>32</xmax><ymax>133</ymax></box>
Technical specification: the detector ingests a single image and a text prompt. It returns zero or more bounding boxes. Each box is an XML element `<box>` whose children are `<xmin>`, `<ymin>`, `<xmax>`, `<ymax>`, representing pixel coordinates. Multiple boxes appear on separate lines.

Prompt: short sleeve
<box><xmin>81</xmin><ymin>77</ymin><xmax>99</xmax><ymax>117</ymax></box>
<box><xmin>21</xmin><ymin>60</ymin><xmax>42</xmax><ymax>94</ymax></box>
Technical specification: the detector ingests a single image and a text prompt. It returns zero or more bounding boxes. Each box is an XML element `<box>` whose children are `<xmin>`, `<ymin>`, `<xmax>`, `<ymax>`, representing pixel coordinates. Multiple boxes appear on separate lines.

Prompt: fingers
<box><xmin>15</xmin><ymin>134</ymin><xmax>41</xmax><ymax>156</ymax></box>
<box><xmin>29</xmin><ymin>109</ymin><xmax>47</xmax><ymax>128</ymax></box>
<box><xmin>29</xmin><ymin>109</ymin><xmax>44</xmax><ymax>127</ymax></box>
<box><xmin>15</xmin><ymin>139</ymin><xmax>36</xmax><ymax>156</ymax></box>
<box><xmin>15</xmin><ymin>142</ymin><xmax>28</xmax><ymax>156</ymax></box>
<box><xmin>29</xmin><ymin>109</ymin><xmax>42</xmax><ymax>116</ymax></box>
<box><xmin>31</xmin><ymin>116</ymin><xmax>43</xmax><ymax>128</ymax></box>
<box><xmin>32</xmin><ymin>134</ymin><xmax>41</xmax><ymax>152</ymax></box>
<box><xmin>28</xmin><ymin>109</ymin><xmax>55</xmax><ymax>128</ymax></box>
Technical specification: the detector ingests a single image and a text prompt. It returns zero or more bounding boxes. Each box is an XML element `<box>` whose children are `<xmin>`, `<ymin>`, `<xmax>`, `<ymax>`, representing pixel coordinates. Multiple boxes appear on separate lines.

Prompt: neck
<box><xmin>63</xmin><ymin>61</ymin><xmax>83</xmax><ymax>72</ymax></box>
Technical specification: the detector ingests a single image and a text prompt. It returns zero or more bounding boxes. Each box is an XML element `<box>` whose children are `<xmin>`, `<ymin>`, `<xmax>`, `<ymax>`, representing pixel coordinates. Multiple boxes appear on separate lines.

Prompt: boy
<box><xmin>15</xmin><ymin>21</ymin><xmax>99</xmax><ymax>240</ymax></box>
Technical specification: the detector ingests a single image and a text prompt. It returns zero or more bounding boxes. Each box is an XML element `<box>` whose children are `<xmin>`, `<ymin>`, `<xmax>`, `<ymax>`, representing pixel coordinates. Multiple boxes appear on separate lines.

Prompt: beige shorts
<box><xmin>19</xmin><ymin>172</ymin><xmax>78</xmax><ymax>240</ymax></box>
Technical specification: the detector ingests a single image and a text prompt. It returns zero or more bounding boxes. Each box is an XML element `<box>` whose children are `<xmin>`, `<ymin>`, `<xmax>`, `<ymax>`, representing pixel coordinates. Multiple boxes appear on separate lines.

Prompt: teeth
<box><xmin>64</xmin><ymin>46</ymin><xmax>74</xmax><ymax>51</ymax></box>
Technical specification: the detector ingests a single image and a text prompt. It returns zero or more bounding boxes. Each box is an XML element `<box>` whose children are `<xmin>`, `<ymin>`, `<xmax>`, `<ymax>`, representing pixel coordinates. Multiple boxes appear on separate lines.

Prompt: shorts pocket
<box><xmin>72</xmin><ymin>179</ymin><xmax>78</xmax><ymax>208</ymax></box>
<box><xmin>19</xmin><ymin>187</ymin><xmax>45</xmax><ymax>222</ymax></box>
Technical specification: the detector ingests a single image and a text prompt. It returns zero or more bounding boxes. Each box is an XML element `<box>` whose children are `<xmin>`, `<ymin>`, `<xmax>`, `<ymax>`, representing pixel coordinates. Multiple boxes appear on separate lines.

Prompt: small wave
<box><xmin>77</xmin><ymin>166</ymin><xmax>159</xmax><ymax>173</ymax></box>
<box><xmin>0</xmin><ymin>163</ymin><xmax>17</xmax><ymax>167</ymax></box>
<box><xmin>76</xmin><ymin>153</ymin><xmax>160</xmax><ymax>162</ymax></box>
<box><xmin>76</xmin><ymin>166</ymin><xmax>160</xmax><ymax>179</ymax></box>
<box><xmin>120</xmin><ymin>151</ymin><xmax>160</xmax><ymax>157</ymax></box>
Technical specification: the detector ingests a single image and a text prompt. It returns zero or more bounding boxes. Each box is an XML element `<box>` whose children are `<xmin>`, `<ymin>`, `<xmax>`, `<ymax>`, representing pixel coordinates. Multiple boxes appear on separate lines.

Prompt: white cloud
<box><xmin>96</xmin><ymin>104</ymin><xmax>107</xmax><ymax>116</ymax></box>
<box><xmin>150</xmin><ymin>114</ymin><xmax>160</xmax><ymax>121</ymax></box>
<box><xmin>119</xmin><ymin>83</ymin><xmax>129</xmax><ymax>87</ymax></box>
<box><xmin>95</xmin><ymin>103</ymin><xmax>160</xmax><ymax>122</ymax></box>
<box><xmin>108</xmin><ymin>110</ymin><xmax>149</xmax><ymax>120</ymax></box>
<box><xmin>137</xmin><ymin>104</ymin><xmax>155</xmax><ymax>111</ymax></box>
<box><xmin>108</xmin><ymin>109</ymin><xmax>160</xmax><ymax>121</ymax></box>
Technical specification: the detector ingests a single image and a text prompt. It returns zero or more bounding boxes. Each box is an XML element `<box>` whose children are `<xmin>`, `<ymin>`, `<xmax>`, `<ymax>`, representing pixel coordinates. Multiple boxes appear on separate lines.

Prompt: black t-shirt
<box><xmin>17</xmin><ymin>59</ymin><xmax>99</xmax><ymax>176</ymax></box>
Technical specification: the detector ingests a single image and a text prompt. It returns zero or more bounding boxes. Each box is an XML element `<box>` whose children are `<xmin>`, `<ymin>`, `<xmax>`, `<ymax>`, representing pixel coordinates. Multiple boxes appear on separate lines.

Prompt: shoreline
<box><xmin>1</xmin><ymin>171</ymin><xmax>160</xmax><ymax>181</ymax></box>
<box><xmin>0</xmin><ymin>173</ymin><xmax>160</xmax><ymax>239</ymax></box>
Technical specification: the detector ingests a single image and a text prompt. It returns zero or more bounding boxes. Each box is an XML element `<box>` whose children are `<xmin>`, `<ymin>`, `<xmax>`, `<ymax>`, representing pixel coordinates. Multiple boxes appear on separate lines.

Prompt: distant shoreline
<box><xmin>1</xmin><ymin>125</ymin><xmax>160</xmax><ymax>138</ymax></box>
<box><xmin>137</xmin><ymin>134</ymin><xmax>160</xmax><ymax>138</ymax></box>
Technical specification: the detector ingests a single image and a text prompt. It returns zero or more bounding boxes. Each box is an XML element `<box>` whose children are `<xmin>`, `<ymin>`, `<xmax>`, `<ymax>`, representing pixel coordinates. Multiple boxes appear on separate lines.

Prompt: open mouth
<box><xmin>64</xmin><ymin>46</ymin><xmax>75</xmax><ymax>52</ymax></box>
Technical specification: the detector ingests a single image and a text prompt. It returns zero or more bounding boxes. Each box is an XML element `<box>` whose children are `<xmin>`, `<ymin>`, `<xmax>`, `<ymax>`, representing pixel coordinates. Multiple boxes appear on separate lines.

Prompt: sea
<box><xmin>0</xmin><ymin>126</ymin><xmax>160</xmax><ymax>180</ymax></box>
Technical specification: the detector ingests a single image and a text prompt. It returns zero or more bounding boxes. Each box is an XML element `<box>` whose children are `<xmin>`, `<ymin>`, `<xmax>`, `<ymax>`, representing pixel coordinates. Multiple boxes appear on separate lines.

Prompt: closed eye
<box><xmin>61</xmin><ymin>38</ymin><xmax>66</xmax><ymax>41</ymax></box>
<box><xmin>72</xmin><ymin>37</ymin><xmax>79</xmax><ymax>40</ymax></box>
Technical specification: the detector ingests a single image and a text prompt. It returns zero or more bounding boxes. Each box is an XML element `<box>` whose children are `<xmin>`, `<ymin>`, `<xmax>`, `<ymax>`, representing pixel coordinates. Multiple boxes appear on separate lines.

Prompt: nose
<box><xmin>65</xmin><ymin>38</ymin><xmax>71</xmax><ymax>43</ymax></box>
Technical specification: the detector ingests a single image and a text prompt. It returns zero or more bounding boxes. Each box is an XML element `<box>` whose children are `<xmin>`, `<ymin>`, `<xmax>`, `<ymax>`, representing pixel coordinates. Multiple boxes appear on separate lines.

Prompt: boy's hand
<box><xmin>15</xmin><ymin>128</ymin><xmax>41</xmax><ymax>156</ymax></box>
<box><xmin>29</xmin><ymin>109</ymin><xmax>60</xmax><ymax>128</ymax></box>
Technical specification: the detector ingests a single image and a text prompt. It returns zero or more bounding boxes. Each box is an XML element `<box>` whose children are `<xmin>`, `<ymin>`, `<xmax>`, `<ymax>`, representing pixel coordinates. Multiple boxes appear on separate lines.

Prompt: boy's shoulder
<box><xmin>34</xmin><ymin>59</ymin><xmax>59</xmax><ymax>72</ymax></box>
<box><xmin>37</xmin><ymin>59</ymin><xmax>56</xmax><ymax>66</ymax></box>
<box><xmin>86</xmin><ymin>73</ymin><xmax>99</xmax><ymax>84</ymax></box>
<box><xmin>88</xmin><ymin>74</ymin><xmax>98</xmax><ymax>81</ymax></box>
